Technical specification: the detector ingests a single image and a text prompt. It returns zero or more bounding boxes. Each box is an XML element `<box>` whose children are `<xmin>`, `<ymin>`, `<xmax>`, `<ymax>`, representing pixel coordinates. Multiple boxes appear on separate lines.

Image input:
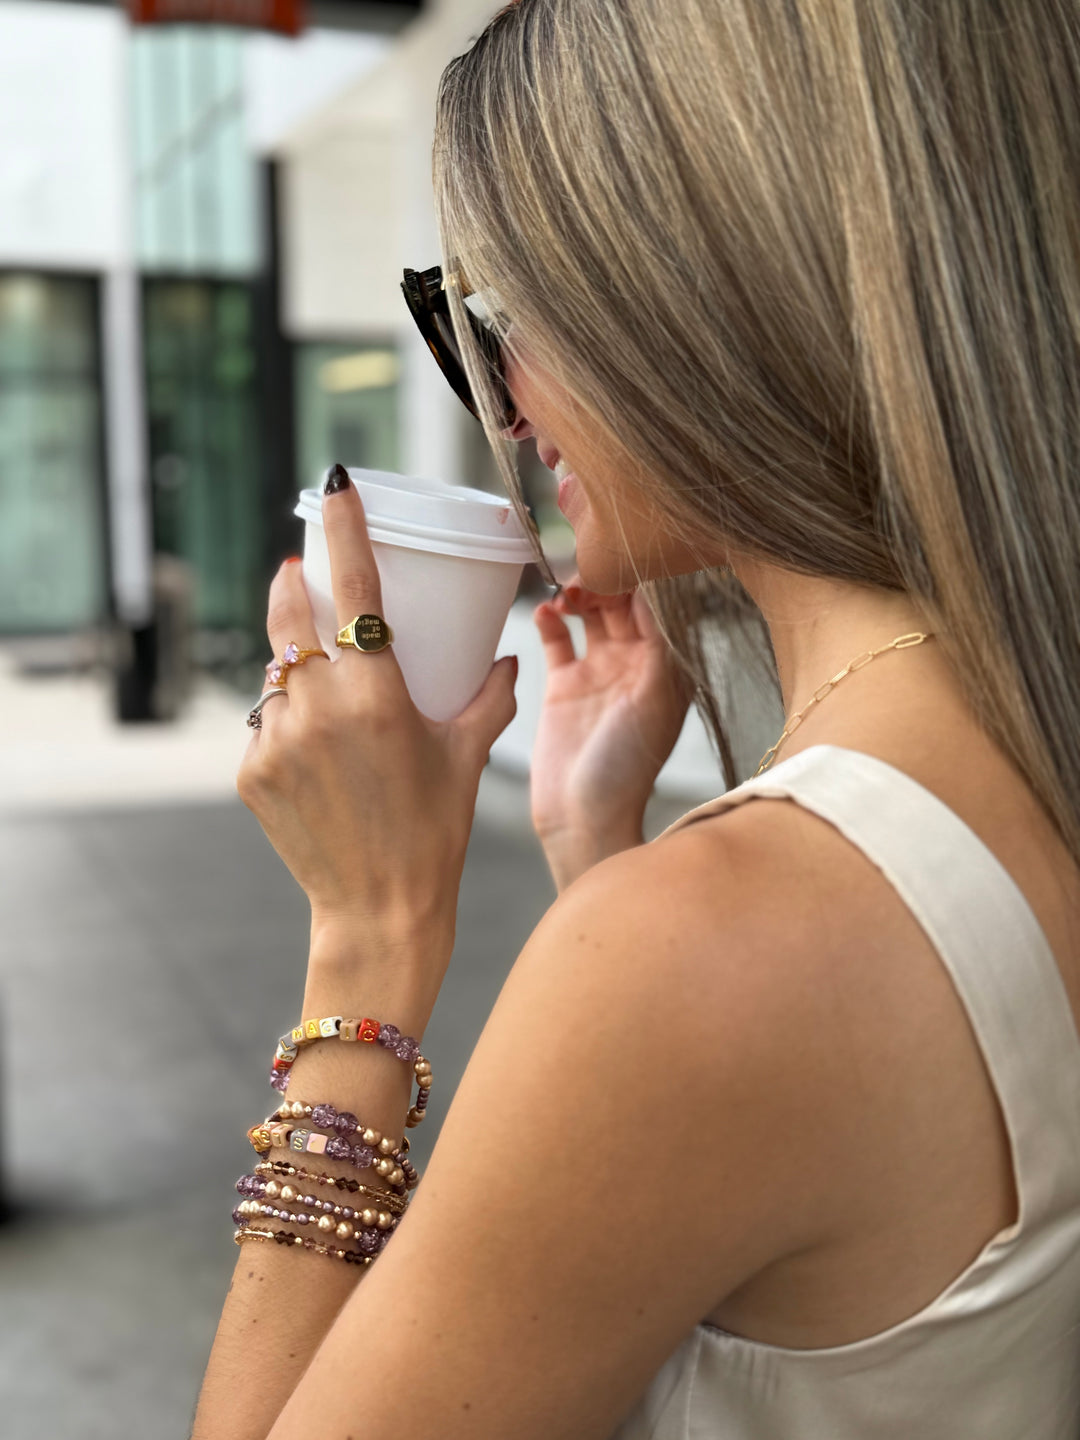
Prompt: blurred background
<box><xmin>0</xmin><ymin>1</ymin><xmax>779</xmax><ymax>1434</ymax></box>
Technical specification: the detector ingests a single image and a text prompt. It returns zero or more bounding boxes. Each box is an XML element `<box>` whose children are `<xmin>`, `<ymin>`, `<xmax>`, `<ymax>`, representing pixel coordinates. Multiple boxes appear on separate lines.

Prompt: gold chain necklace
<box><xmin>753</xmin><ymin>631</ymin><xmax>936</xmax><ymax>778</ymax></box>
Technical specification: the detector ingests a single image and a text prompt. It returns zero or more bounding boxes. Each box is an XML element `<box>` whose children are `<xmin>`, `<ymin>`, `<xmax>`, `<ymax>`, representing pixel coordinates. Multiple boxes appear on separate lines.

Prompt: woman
<box><xmin>194</xmin><ymin>2</ymin><xmax>1080</xmax><ymax>1436</ymax></box>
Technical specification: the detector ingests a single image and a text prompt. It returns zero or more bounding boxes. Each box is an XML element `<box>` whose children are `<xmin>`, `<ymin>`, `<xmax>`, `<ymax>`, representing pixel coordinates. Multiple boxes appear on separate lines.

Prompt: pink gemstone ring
<box><xmin>265</xmin><ymin>642</ymin><xmax>329</xmax><ymax>688</ymax></box>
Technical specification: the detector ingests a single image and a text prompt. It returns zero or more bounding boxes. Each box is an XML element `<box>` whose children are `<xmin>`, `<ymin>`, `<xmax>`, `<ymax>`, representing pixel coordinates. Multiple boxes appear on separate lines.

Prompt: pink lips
<box><xmin>557</xmin><ymin>471</ymin><xmax>579</xmax><ymax>519</ymax></box>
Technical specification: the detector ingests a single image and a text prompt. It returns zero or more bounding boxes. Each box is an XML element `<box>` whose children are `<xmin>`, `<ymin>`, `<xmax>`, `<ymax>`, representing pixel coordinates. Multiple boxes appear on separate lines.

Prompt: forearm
<box><xmin>193</xmin><ymin>915</ymin><xmax>450</xmax><ymax>1440</ymax></box>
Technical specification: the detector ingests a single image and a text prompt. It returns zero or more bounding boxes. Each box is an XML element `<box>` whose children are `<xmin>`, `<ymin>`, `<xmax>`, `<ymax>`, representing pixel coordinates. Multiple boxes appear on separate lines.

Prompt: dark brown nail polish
<box><xmin>324</xmin><ymin>463</ymin><xmax>350</xmax><ymax>495</ymax></box>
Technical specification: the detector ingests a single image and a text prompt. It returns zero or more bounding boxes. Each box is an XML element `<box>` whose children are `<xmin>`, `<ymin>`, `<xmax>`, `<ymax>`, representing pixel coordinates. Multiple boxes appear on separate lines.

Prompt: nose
<box><xmin>501</xmin><ymin>410</ymin><xmax>535</xmax><ymax>442</ymax></box>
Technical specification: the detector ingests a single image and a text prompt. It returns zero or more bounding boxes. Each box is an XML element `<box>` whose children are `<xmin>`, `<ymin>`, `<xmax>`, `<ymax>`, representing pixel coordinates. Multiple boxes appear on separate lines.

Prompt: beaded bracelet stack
<box><xmin>234</xmin><ymin>1011</ymin><xmax>433</xmax><ymax>1265</ymax></box>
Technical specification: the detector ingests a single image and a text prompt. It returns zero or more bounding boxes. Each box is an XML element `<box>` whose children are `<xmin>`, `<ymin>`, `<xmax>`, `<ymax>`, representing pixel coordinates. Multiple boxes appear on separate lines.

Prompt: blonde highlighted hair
<box><xmin>433</xmin><ymin>0</ymin><xmax>1080</xmax><ymax>850</ymax></box>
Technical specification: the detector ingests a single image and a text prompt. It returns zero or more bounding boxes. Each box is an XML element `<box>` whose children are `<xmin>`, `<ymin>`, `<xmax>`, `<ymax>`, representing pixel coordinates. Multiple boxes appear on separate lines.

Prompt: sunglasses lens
<box><xmin>403</xmin><ymin>268</ymin><xmax>515</xmax><ymax>428</ymax></box>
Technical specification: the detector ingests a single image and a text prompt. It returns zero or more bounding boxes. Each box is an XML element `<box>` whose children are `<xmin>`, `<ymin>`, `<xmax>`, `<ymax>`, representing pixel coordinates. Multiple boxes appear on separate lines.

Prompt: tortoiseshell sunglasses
<box><xmin>401</xmin><ymin>265</ymin><xmax>516</xmax><ymax>431</ymax></box>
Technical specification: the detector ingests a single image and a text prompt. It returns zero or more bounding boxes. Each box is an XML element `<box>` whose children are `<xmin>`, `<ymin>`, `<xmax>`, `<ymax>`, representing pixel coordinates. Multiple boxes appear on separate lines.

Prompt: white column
<box><xmin>398</xmin><ymin>15</ymin><xmax>472</xmax><ymax>487</ymax></box>
<box><xmin>101</xmin><ymin>267</ymin><xmax>154</xmax><ymax>628</ymax></box>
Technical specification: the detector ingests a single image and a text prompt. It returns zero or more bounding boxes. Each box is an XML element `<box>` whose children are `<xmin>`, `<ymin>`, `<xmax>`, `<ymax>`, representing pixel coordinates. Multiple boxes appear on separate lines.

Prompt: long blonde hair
<box><xmin>433</xmin><ymin>0</ymin><xmax>1080</xmax><ymax>852</ymax></box>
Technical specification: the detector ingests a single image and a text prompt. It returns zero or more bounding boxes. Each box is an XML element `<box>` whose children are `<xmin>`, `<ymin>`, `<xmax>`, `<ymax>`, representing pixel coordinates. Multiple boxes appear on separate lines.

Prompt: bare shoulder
<box><xmin>537</xmin><ymin>792</ymin><xmax>873</xmax><ymax>1035</ymax></box>
<box><xmin>471</xmin><ymin>794</ymin><xmax>878</xmax><ymax>1245</ymax></box>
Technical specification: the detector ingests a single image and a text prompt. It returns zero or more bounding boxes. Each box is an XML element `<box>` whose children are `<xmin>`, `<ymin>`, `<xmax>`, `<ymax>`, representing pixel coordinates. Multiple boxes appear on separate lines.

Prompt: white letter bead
<box><xmin>318</xmin><ymin>1016</ymin><xmax>342</xmax><ymax>1038</ymax></box>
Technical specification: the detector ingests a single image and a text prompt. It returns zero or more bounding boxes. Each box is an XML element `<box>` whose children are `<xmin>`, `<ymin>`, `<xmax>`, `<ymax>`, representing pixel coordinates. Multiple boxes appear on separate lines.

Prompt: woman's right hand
<box><xmin>530</xmin><ymin>579</ymin><xmax>694</xmax><ymax>892</ymax></box>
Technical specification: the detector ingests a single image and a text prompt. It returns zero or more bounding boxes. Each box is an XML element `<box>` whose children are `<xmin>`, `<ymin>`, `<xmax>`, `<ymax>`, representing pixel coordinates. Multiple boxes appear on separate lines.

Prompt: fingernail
<box><xmin>323</xmin><ymin>463</ymin><xmax>350</xmax><ymax>496</ymax></box>
<box><xmin>283</xmin><ymin>556</ymin><xmax>302</xmax><ymax>565</ymax></box>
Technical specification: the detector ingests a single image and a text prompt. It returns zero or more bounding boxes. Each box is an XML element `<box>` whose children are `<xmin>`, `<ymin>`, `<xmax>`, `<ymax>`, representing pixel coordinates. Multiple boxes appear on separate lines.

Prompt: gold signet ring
<box><xmin>336</xmin><ymin>615</ymin><xmax>394</xmax><ymax>653</ymax></box>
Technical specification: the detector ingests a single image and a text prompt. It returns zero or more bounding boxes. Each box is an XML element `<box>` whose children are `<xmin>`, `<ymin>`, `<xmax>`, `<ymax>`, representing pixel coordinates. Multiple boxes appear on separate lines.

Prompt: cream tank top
<box><xmin>612</xmin><ymin>745</ymin><xmax>1080</xmax><ymax>1440</ymax></box>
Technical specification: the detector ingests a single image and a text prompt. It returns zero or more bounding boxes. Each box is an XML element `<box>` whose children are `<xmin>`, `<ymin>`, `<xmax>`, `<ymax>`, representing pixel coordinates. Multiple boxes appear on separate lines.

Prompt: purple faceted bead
<box><xmin>311</xmin><ymin>1104</ymin><xmax>337</xmax><ymax>1129</ymax></box>
<box><xmin>378</xmin><ymin>1023</ymin><xmax>401</xmax><ymax>1049</ymax></box>
<box><xmin>269</xmin><ymin>1069</ymin><xmax>288</xmax><ymax>1093</ymax></box>
<box><xmin>283</xmin><ymin>642</ymin><xmax>300</xmax><ymax>665</ymax></box>
<box><xmin>333</xmin><ymin>1111</ymin><xmax>359</xmax><ymax>1136</ymax></box>
<box><xmin>325</xmin><ymin>1136</ymin><xmax>352</xmax><ymax>1160</ymax></box>
<box><xmin>232</xmin><ymin>1208</ymin><xmax>244</xmax><ymax>1225</ymax></box>
<box><xmin>358</xmin><ymin>1229</ymin><xmax>380</xmax><ymax>1254</ymax></box>
<box><xmin>395</xmin><ymin>1037</ymin><xmax>420</xmax><ymax>1063</ymax></box>
<box><xmin>351</xmin><ymin>1144</ymin><xmax>376</xmax><ymax>1169</ymax></box>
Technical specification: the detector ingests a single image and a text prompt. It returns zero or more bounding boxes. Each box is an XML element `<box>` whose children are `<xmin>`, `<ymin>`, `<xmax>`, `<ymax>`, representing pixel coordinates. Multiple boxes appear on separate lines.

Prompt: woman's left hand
<box><xmin>237</xmin><ymin>474</ymin><xmax>519</xmax><ymax>972</ymax></box>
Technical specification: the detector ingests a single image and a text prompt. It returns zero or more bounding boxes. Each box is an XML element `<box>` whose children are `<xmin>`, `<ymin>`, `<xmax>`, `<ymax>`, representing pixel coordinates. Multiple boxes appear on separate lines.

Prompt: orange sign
<box><xmin>129</xmin><ymin>0</ymin><xmax>303</xmax><ymax>35</ymax></box>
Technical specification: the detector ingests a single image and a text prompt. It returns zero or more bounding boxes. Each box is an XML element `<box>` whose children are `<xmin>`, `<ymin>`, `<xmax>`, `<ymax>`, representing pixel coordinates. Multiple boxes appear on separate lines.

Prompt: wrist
<box><xmin>536</xmin><ymin>818</ymin><xmax>646</xmax><ymax>893</ymax></box>
<box><xmin>304</xmin><ymin>911</ymin><xmax>455</xmax><ymax>1031</ymax></box>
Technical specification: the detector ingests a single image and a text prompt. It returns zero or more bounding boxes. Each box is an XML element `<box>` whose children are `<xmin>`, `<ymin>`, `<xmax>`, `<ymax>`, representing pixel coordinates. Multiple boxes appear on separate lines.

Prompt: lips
<box><xmin>556</xmin><ymin>468</ymin><xmax>579</xmax><ymax>519</ymax></box>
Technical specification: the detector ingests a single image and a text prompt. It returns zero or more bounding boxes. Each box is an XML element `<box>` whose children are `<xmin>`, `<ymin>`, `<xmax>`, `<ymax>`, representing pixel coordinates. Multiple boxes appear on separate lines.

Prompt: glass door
<box><xmin>0</xmin><ymin>273</ymin><xmax>107</xmax><ymax>633</ymax></box>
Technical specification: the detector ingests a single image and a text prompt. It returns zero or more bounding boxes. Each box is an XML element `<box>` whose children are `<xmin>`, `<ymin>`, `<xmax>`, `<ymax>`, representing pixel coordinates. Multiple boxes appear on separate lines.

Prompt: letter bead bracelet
<box><xmin>269</xmin><ymin>1014</ymin><xmax>433</xmax><ymax>1130</ymax></box>
<box><xmin>246</xmin><ymin>1111</ymin><xmax>412</xmax><ymax>1191</ymax></box>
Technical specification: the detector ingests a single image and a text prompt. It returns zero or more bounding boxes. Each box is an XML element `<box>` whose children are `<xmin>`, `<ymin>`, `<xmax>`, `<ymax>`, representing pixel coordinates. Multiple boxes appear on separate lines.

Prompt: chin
<box><xmin>572</xmin><ymin>535</ymin><xmax>652</xmax><ymax>594</ymax></box>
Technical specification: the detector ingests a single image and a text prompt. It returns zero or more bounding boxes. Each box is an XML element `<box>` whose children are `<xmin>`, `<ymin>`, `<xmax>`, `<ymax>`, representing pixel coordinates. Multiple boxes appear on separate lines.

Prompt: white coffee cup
<box><xmin>295</xmin><ymin>468</ymin><xmax>536</xmax><ymax>721</ymax></box>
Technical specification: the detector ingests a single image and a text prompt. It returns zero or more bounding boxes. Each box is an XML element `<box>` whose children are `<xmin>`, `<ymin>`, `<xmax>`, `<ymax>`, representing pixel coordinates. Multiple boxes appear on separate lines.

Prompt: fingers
<box><xmin>266</xmin><ymin>558</ymin><xmax>322</xmax><ymax>660</ymax></box>
<box><xmin>534</xmin><ymin>601</ymin><xmax>577</xmax><ymax>669</ymax></box>
<box><xmin>454</xmin><ymin>654</ymin><xmax>519</xmax><ymax>759</ymax></box>
<box><xmin>258</xmin><ymin>559</ymin><xmax>329</xmax><ymax>733</ymax></box>
<box><xmin>322</xmin><ymin>465</ymin><xmax>386</xmax><ymax>628</ymax></box>
<box><xmin>554</xmin><ymin>582</ymin><xmax>638</xmax><ymax>644</ymax></box>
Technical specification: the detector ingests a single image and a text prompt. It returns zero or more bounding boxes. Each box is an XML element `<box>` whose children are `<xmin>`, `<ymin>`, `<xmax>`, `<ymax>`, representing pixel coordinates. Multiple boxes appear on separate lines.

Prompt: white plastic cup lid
<box><xmin>295</xmin><ymin>468</ymin><xmax>537</xmax><ymax>566</ymax></box>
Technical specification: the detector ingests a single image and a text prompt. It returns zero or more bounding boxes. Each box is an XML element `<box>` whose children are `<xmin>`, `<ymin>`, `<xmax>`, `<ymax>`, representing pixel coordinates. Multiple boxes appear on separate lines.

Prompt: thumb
<box><xmin>455</xmin><ymin>654</ymin><xmax>519</xmax><ymax>757</ymax></box>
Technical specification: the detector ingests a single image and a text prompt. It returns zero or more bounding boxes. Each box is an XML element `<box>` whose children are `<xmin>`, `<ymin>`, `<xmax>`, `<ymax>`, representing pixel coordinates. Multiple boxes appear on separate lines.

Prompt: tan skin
<box><xmin>193</xmin><ymin>339</ymin><xmax>1080</xmax><ymax>1437</ymax></box>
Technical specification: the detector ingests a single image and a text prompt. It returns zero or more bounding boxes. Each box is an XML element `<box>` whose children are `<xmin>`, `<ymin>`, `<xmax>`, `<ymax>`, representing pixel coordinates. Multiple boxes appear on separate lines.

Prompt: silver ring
<box><xmin>246</xmin><ymin>688</ymin><xmax>289</xmax><ymax>730</ymax></box>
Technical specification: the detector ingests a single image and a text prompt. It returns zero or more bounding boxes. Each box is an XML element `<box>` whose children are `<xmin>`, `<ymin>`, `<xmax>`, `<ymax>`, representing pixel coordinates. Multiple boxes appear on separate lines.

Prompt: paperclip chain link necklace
<box><xmin>753</xmin><ymin>631</ymin><xmax>936</xmax><ymax>778</ymax></box>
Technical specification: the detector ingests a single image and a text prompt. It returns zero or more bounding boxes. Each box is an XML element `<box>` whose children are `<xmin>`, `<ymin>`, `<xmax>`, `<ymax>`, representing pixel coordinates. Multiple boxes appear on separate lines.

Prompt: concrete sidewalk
<box><xmin>0</xmin><ymin>643</ymin><xmax>253</xmax><ymax>817</ymax></box>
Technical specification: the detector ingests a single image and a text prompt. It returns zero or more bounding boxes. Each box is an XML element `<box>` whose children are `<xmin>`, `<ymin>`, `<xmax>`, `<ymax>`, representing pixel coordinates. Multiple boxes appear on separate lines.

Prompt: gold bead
<box><xmin>417</xmin><ymin>1074</ymin><xmax>433</xmax><ymax>1089</ymax></box>
<box><xmin>264</xmin><ymin>1181</ymin><xmax>279</xmax><ymax>1199</ymax></box>
<box><xmin>405</xmin><ymin>1108</ymin><xmax>420</xmax><ymax>1128</ymax></box>
<box><xmin>377</xmin><ymin>1137</ymin><xmax>395</xmax><ymax>1156</ymax></box>
<box><xmin>415</xmin><ymin>1060</ymin><xmax>431</xmax><ymax>1076</ymax></box>
<box><xmin>360</xmin><ymin>1209</ymin><xmax>377</xmax><ymax>1227</ymax></box>
<box><xmin>280</xmin><ymin>1184</ymin><xmax>296</xmax><ymax>1203</ymax></box>
<box><xmin>293</xmin><ymin>1235</ymin><xmax>304</xmax><ymax>1246</ymax></box>
<box><xmin>336</xmin><ymin>1249</ymin><xmax>346</xmax><ymax>1259</ymax></box>
<box><xmin>361</xmin><ymin>1128</ymin><xmax>380</xmax><ymax>1147</ymax></box>
<box><xmin>376</xmin><ymin>1212</ymin><xmax>392</xmax><ymax>1230</ymax></box>
<box><xmin>290</xmin><ymin>1101</ymin><xmax>305</xmax><ymax>1119</ymax></box>
<box><xmin>317</xmin><ymin>1215</ymin><xmax>334</xmax><ymax>1233</ymax></box>
<box><xmin>389</xmin><ymin>1168</ymin><xmax>405</xmax><ymax>1186</ymax></box>
<box><xmin>336</xmin><ymin>1221</ymin><xmax>353</xmax><ymax>1240</ymax></box>
<box><xmin>375</xmin><ymin>1158</ymin><xmax>393</xmax><ymax>1177</ymax></box>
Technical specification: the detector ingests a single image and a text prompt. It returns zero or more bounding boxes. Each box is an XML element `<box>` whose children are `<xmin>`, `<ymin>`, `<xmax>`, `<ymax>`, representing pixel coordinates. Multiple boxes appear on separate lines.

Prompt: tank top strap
<box><xmin>659</xmin><ymin>743</ymin><xmax>1080</xmax><ymax>1224</ymax></box>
